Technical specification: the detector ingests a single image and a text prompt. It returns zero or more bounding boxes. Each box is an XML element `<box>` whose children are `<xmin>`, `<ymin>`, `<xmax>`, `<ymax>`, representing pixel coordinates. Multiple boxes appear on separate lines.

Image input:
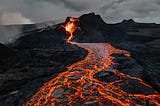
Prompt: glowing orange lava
<box><xmin>25</xmin><ymin>17</ymin><xmax>160</xmax><ymax>106</ymax></box>
<box><xmin>60</xmin><ymin>17</ymin><xmax>80</xmax><ymax>43</ymax></box>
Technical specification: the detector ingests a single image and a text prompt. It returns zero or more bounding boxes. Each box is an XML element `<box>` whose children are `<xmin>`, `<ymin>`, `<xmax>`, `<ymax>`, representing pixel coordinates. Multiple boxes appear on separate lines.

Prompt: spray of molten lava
<box><xmin>61</xmin><ymin>17</ymin><xmax>80</xmax><ymax>43</ymax></box>
<box><xmin>25</xmin><ymin>17</ymin><xmax>160</xmax><ymax>106</ymax></box>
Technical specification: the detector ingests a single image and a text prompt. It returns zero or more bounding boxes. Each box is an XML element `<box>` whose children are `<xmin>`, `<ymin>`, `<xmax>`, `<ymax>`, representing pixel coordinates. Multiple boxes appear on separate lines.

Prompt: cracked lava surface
<box><xmin>25</xmin><ymin>17</ymin><xmax>160</xmax><ymax>106</ymax></box>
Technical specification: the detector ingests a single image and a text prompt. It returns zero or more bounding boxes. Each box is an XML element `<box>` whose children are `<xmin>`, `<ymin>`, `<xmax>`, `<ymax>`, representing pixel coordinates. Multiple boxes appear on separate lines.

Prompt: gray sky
<box><xmin>0</xmin><ymin>0</ymin><xmax>160</xmax><ymax>25</ymax></box>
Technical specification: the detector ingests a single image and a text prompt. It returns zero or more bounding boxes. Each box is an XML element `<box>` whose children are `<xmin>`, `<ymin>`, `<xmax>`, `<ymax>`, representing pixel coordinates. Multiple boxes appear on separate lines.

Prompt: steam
<box><xmin>0</xmin><ymin>0</ymin><xmax>160</xmax><ymax>24</ymax></box>
<box><xmin>0</xmin><ymin>25</ymin><xmax>22</xmax><ymax>44</ymax></box>
<box><xmin>0</xmin><ymin>0</ymin><xmax>160</xmax><ymax>43</ymax></box>
<box><xmin>0</xmin><ymin>12</ymin><xmax>33</xmax><ymax>25</ymax></box>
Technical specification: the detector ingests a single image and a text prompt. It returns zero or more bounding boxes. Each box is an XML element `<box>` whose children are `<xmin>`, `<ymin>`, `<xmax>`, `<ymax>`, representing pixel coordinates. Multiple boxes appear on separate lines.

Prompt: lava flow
<box><xmin>60</xmin><ymin>17</ymin><xmax>80</xmax><ymax>43</ymax></box>
<box><xmin>25</xmin><ymin>17</ymin><xmax>160</xmax><ymax>106</ymax></box>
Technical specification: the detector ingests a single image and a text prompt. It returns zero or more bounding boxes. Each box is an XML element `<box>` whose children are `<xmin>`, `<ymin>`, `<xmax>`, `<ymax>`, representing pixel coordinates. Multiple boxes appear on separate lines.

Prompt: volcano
<box><xmin>0</xmin><ymin>13</ymin><xmax>160</xmax><ymax>106</ymax></box>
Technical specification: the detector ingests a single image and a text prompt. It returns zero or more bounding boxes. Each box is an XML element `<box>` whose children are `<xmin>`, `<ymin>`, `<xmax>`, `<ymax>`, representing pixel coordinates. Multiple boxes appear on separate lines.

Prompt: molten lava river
<box><xmin>25</xmin><ymin>18</ymin><xmax>160</xmax><ymax>106</ymax></box>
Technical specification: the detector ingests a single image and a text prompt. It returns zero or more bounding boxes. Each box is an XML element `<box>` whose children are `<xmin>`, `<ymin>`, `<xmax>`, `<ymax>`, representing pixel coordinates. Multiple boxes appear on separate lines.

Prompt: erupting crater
<box><xmin>60</xmin><ymin>17</ymin><xmax>80</xmax><ymax>43</ymax></box>
<box><xmin>25</xmin><ymin>17</ymin><xmax>160</xmax><ymax>106</ymax></box>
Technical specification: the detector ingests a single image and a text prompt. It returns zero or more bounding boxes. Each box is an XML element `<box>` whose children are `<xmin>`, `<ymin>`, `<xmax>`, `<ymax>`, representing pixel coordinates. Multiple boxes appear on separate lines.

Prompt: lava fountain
<box><xmin>60</xmin><ymin>17</ymin><xmax>80</xmax><ymax>43</ymax></box>
<box><xmin>25</xmin><ymin>17</ymin><xmax>160</xmax><ymax>106</ymax></box>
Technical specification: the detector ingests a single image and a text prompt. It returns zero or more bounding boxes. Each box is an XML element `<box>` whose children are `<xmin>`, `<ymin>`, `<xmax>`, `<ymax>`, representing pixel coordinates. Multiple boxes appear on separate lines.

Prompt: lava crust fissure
<box><xmin>25</xmin><ymin>16</ymin><xmax>160</xmax><ymax>106</ymax></box>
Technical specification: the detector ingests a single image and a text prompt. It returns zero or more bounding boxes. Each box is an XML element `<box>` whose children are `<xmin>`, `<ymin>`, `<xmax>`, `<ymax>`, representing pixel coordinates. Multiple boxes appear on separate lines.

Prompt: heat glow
<box><xmin>25</xmin><ymin>17</ymin><xmax>160</xmax><ymax>106</ymax></box>
<box><xmin>61</xmin><ymin>17</ymin><xmax>79</xmax><ymax>43</ymax></box>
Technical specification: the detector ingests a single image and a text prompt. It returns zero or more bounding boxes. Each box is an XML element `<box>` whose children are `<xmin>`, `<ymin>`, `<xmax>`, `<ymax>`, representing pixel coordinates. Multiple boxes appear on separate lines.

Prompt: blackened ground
<box><xmin>0</xmin><ymin>25</ymin><xmax>88</xmax><ymax>106</ymax></box>
<box><xmin>72</xmin><ymin>13</ymin><xmax>160</xmax><ymax>93</ymax></box>
<box><xmin>114</xmin><ymin>40</ymin><xmax>160</xmax><ymax>93</ymax></box>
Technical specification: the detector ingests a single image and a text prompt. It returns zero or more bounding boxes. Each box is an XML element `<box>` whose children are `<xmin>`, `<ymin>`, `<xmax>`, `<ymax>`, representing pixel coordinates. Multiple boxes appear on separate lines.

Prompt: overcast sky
<box><xmin>0</xmin><ymin>0</ymin><xmax>160</xmax><ymax>25</ymax></box>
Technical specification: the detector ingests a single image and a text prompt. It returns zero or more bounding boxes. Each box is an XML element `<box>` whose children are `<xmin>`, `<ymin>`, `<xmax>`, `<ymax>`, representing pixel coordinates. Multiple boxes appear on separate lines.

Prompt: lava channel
<box><xmin>25</xmin><ymin>17</ymin><xmax>160</xmax><ymax>106</ymax></box>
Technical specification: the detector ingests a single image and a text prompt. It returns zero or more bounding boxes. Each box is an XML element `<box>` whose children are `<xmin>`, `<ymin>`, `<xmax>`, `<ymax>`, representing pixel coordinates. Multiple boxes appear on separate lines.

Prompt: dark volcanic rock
<box><xmin>0</xmin><ymin>43</ymin><xmax>14</xmax><ymax>59</ymax></box>
<box><xmin>84</xmin><ymin>100</ymin><xmax>98</xmax><ymax>105</ymax></box>
<box><xmin>79</xmin><ymin>13</ymin><xmax>106</xmax><ymax>29</ymax></box>
<box><xmin>72</xmin><ymin>13</ymin><xmax>107</xmax><ymax>43</ymax></box>
<box><xmin>0</xmin><ymin>43</ymin><xmax>18</xmax><ymax>72</ymax></box>
<box><xmin>0</xmin><ymin>46</ymin><xmax>88</xmax><ymax>106</ymax></box>
<box><xmin>121</xmin><ymin>19</ymin><xmax>136</xmax><ymax>24</ymax></box>
<box><xmin>94</xmin><ymin>70</ymin><xmax>119</xmax><ymax>82</ymax></box>
<box><xmin>56</xmin><ymin>98</ymin><xmax>68</xmax><ymax>104</ymax></box>
<box><xmin>0</xmin><ymin>21</ymin><xmax>57</xmax><ymax>43</ymax></box>
<box><xmin>0</xmin><ymin>23</ymin><xmax>88</xmax><ymax>106</ymax></box>
<box><xmin>111</xmin><ymin>53</ymin><xmax>142</xmax><ymax>78</ymax></box>
<box><xmin>51</xmin><ymin>88</ymin><xmax>64</xmax><ymax>98</ymax></box>
<box><xmin>12</xmin><ymin>28</ymin><xmax>67</xmax><ymax>50</ymax></box>
<box><xmin>119</xmin><ymin>79</ymin><xmax>155</xmax><ymax>95</ymax></box>
<box><xmin>73</xmin><ymin>13</ymin><xmax>160</xmax><ymax>44</ymax></box>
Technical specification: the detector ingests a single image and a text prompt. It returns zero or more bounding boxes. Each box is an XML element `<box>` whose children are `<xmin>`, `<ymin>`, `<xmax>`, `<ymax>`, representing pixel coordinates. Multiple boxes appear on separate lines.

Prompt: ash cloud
<box><xmin>0</xmin><ymin>0</ymin><xmax>160</xmax><ymax>43</ymax></box>
<box><xmin>0</xmin><ymin>0</ymin><xmax>160</xmax><ymax>24</ymax></box>
<box><xmin>0</xmin><ymin>12</ymin><xmax>33</xmax><ymax>25</ymax></box>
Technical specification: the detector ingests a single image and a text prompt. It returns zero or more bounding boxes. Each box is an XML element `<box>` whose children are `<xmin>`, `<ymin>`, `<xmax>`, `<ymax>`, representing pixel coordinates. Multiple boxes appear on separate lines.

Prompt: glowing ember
<box><xmin>61</xmin><ymin>17</ymin><xmax>80</xmax><ymax>43</ymax></box>
<box><xmin>24</xmin><ymin>17</ymin><xmax>160</xmax><ymax>106</ymax></box>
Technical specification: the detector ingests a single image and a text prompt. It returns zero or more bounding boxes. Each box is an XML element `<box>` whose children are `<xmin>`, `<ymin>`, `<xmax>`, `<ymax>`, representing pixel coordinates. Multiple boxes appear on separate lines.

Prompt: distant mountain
<box><xmin>70</xmin><ymin>13</ymin><xmax>160</xmax><ymax>43</ymax></box>
<box><xmin>11</xmin><ymin>27</ymin><xmax>67</xmax><ymax>50</ymax></box>
<box><xmin>0</xmin><ymin>20</ymin><xmax>58</xmax><ymax>43</ymax></box>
